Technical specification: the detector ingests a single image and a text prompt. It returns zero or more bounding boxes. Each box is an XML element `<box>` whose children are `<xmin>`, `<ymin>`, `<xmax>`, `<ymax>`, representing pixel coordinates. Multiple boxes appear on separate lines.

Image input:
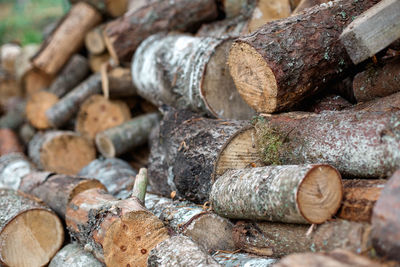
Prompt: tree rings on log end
<box><xmin>26</xmin><ymin>91</ymin><xmax>59</xmax><ymax>129</ymax></box>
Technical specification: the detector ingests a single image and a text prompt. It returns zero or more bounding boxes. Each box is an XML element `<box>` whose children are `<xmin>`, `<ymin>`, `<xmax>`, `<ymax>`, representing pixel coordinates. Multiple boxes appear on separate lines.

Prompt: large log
<box><xmin>26</xmin><ymin>90</ymin><xmax>59</xmax><ymax>129</ymax></box>
<box><xmin>0</xmin><ymin>153</ymin><xmax>34</xmax><ymax>190</ymax></box>
<box><xmin>228</xmin><ymin>0</ymin><xmax>380</xmax><ymax>113</ymax></box>
<box><xmin>0</xmin><ymin>189</ymin><xmax>64</xmax><ymax>267</ymax></box>
<box><xmin>307</xmin><ymin>94</ymin><xmax>352</xmax><ymax>113</ymax></box>
<box><xmin>132</xmin><ymin>33</ymin><xmax>255</xmax><ymax>119</ymax></box>
<box><xmin>103</xmin><ymin>0</ymin><xmax>219</xmax><ymax>64</ymax></box>
<box><xmin>69</xmin><ymin>0</ymin><xmax>128</xmax><ymax>17</ymax></box>
<box><xmin>49</xmin><ymin>243</ymin><xmax>104</xmax><ymax>267</ymax></box>
<box><xmin>31</xmin><ymin>2</ymin><xmax>102</xmax><ymax>75</ymax></box>
<box><xmin>0</xmin><ymin>129</ymin><xmax>23</xmax><ymax>156</ymax></box>
<box><xmin>210</xmin><ymin>164</ymin><xmax>342</xmax><ymax>224</ymax></box>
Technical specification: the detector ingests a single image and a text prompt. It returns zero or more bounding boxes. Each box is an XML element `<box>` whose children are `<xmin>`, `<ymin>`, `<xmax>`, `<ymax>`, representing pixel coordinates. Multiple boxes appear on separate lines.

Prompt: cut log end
<box><xmin>298</xmin><ymin>165</ymin><xmax>343</xmax><ymax>224</ymax></box>
<box><xmin>95</xmin><ymin>134</ymin><xmax>115</xmax><ymax>158</ymax></box>
<box><xmin>228</xmin><ymin>42</ymin><xmax>277</xmax><ymax>113</ymax></box>
<box><xmin>70</xmin><ymin>179</ymin><xmax>107</xmax><ymax>203</ymax></box>
<box><xmin>0</xmin><ymin>209</ymin><xmax>64</xmax><ymax>267</ymax></box>
<box><xmin>26</xmin><ymin>91</ymin><xmax>59</xmax><ymax>129</ymax></box>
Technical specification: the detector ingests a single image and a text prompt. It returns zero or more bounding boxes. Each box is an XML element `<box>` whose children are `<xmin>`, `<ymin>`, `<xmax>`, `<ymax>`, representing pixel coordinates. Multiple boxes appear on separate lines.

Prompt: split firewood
<box><xmin>0</xmin><ymin>43</ymin><xmax>21</xmax><ymax>74</ymax></box>
<box><xmin>0</xmin><ymin>129</ymin><xmax>23</xmax><ymax>156</ymax></box>
<box><xmin>340</xmin><ymin>0</ymin><xmax>400</xmax><ymax>64</ymax></box>
<box><xmin>210</xmin><ymin>164</ymin><xmax>342</xmax><ymax>224</ymax></box>
<box><xmin>69</xmin><ymin>0</ymin><xmax>129</xmax><ymax>17</ymax></box>
<box><xmin>292</xmin><ymin>0</ymin><xmax>329</xmax><ymax>15</ymax></box>
<box><xmin>78</xmin><ymin>157</ymin><xmax>137</xmax><ymax>199</ymax></box>
<box><xmin>46</xmin><ymin>73</ymin><xmax>102</xmax><ymax>128</ymax></box>
<box><xmin>26</xmin><ymin>90</ymin><xmax>59</xmax><ymax>129</ymax></box>
<box><xmin>352</xmin><ymin>59</ymin><xmax>400</xmax><ymax>102</ymax></box>
<box><xmin>31</xmin><ymin>2</ymin><xmax>102</xmax><ymax>76</ymax></box>
<box><xmin>28</xmin><ymin>131</ymin><xmax>96</xmax><ymax>175</ymax></box>
<box><xmin>85</xmin><ymin>24</ymin><xmax>107</xmax><ymax>55</ymax></box>
<box><xmin>307</xmin><ymin>94</ymin><xmax>352</xmax><ymax>113</ymax></box>
<box><xmin>18</xmin><ymin>122</ymin><xmax>36</xmax><ymax>146</ymax></box>
<box><xmin>103</xmin><ymin>0</ymin><xmax>219</xmax><ymax>64</ymax></box>
<box><xmin>132</xmin><ymin>33</ymin><xmax>255</xmax><ymax>119</ymax></box>
<box><xmin>105</xmin><ymin>67</ymin><xmax>137</xmax><ymax>98</ymax></box>
<box><xmin>76</xmin><ymin>95</ymin><xmax>131</xmax><ymax>140</ymax></box>
<box><xmin>49</xmin><ymin>243</ymin><xmax>104</xmax><ymax>267</ymax></box>
<box><xmin>0</xmin><ymin>189</ymin><xmax>64</xmax><ymax>267</ymax></box>
<box><xmin>95</xmin><ymin>112</ymin><xmax>160</xmax><ymax>158</ymax></box>
<box><xmin>48</xmin><ymin>54</ymin><xmax>90</xmax><ymax>98</ymax></box>
<box><xmin>89</xmin><ymin>53</ymin><xmax>110</xmax><ymax>73</ymax></box>
<box><xmin>213</xmin><ymin>251</ymin><xmax>277</xmax><ymax>266</ymax></box>
<box><xmin>145</xmin><ymin>193</ymin><xmax>236</xmax><ymax>252</ymax></box>
<box><xmin>0</xmin><ymin>153</ymin><xmax>34</xmax><ymax>190</ymax></box>
<box><xmin>228</xmin><ymin>0</ymin><xmax>380</xmax><ymax>113</ymax></box>
<box><xmin>23</xmin><ymin>67</ymin><xmax>54</xmax><ymax>96</ymax></box>
<box><xmin>0</xmin><ymin>98</ymin><xmax>25</xmax><ymax>130</ymax></box>
<box><xmin>0</xmin><ymin>68</ymin><xmax>21</xmax><ymax>101</ymax></box>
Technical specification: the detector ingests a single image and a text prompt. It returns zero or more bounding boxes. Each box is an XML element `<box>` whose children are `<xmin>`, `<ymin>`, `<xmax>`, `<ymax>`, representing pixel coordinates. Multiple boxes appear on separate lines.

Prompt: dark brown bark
<box><xmin>106</xmin><ymin>67</ymin><xmax>137</xmax><ymax>97</ymax></box>
<box><xmin>0</xmin><ymin>152</ymin><xmax>34</xmax><ymax>190</ymax></box>
<box><xmin>307</xmin><ymin>94</ymin><xmax>352</xmax><ymax>113</ymax></box>
<box><xmin>0</xmin><ymin>129</ymin><xmax>23</xmax><ymax>156</ymax></box>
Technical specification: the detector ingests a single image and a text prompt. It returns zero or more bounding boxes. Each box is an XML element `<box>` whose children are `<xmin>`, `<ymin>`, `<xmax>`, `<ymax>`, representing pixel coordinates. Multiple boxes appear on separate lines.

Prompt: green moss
<box><xmin>254</xmin><ymin>122</ymin><xmax>285</xmax><ymax>165</ymax></box>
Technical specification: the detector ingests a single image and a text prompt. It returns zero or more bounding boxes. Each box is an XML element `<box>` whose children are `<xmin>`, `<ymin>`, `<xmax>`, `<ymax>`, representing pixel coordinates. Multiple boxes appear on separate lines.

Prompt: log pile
<box><xmin>0</xmin><ymin>0</ymin><xmax>400</xmax><ymax>266</ymax></box>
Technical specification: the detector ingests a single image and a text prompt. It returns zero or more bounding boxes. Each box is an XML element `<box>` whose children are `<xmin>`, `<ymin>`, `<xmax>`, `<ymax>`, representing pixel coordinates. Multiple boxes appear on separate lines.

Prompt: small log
<box><xmin>95</xmin><ymin>112</ymin><xmax>160</xmax><ymax>158</ymax></box>
<box><xmin>132</xmin><ymin>33</ymin><xmax>255</xmax><ymax>119</ymax></box>
<box><xmin>147</xmin><ymin>235</ymin><xmax>221</xmax><ymax>267</ymax></box>
<box><xmin>0</xmin><ymin>99</ymin><xmax>26</xmax><ymax>130</ymax></box>
<box><xmin>32</xmin><ymin>2</ymin><xmax>102</xmax><ymax>76</ymax></box>
<box><xmin>353</xmin><ymin>59</ymin><xmax>400</xmax><ymax>102</ymax></box>
<box><xmin>85</xmin><ymin>24</ymin><xmax>107</xmax><ymax>55</ymax></box>
<box><xmin>351</xmin><ymin>91</ymin><xmax>400</xmax><ymax>112</ymax></box>
<box><xmin>78</xmin><ymin>157</ymin><xmax>137</xmax><ymax>199</ymax></box>
<box><xmin>46</xmin><ymin>73</ymin><xmax>102</xmax><ymax>128</ymax></box>
<box><xmin>0</xmin><ymin>68</ymin><xmax>21</xmax><ymax>101</ymax></box>
<box><xmin>14</xmin><ymin>44</ymin><xmax>39</xmax><ymax>91</ymax></box>
<box><xmin>213</xmin><ymin>251</ymin><xmax>277</xmax><ymax>266</ymax></box>
<box><xmin>23</xmin><ymin>67</ymin><xmax>54</xmax><ymax>96</ymax></box>
<box><xmin>340</xmin><ymin>0</ymin><xmax>400</xmax><ymax>64</ymax></box>
<box><xmin>0</xmin><ymin>189</ymin><xmax>64</xmax><ymax>267</ymax></box>
<box><xmin>26</xmin><ymin>91</ymin><xmax>59</xmax><ymax>129</ymax></box>
<box><xmin>89</xmin><ymin>53</ymin><xmax>110</xmax><ymax>73</ymax></box>
<box><xmin>0</xmin><ymin>153</ymin><xmax>34</xmax><ymax>190</ymax></box>
<box><xmin>222</xmin><ymin>0</ymin><xmax>256</xmax><ymax>18</ymax></box>
<box><xmin>210</xmin><ymin>164</ymin><xmax>342</xmax><ymax>224</ymax></box>
<box><xmin>307</xmin><ymin>94</ymin><xmax>352</xmax><ymax>113</ymax></box>
<box><xmin>76</xmin><ymin>94</ymin><xmax>131</xmax><ymax>140</ymax></box>
<box><xmin>49</xmin><ymin>243</ymin><xmax>104</xmax><ymax>267</ymax></box>
<box><xmin>28</xmin><ymin>131</ymin><xmax>96</xmax><ymax>175</ymax></box>
<box><xmin>69</xmin><ymin>0</ymin><xmax>128</xmax><ymax>17</ymax></box>
<box><xmin>228</xmin><ymin>0</ymin><xmax>380</xmax><ymax>113</ymax></box>
<box><xmin>196</xmin><ymin>16</ymin><xmax>250</xmax><ymax>38</ymax></box>
<box><xmin>18</xmin><ymin>122</ymin><xmax>37</xmax><ymax>146</ymax></box>
<box><xmin>145</xmin><ymin>193</ymin><xmax>235</xmax><ymax>252</ymax></box>
<box><xmin>0</xmin><ymin>43</ymin><xmax>21</xmax><ymax>74</ymax></box>
<box><xmin>0</xmin><ymin>129</ymin><xmax>23</xmax><ymax>156</ymax></box>
<box><xmin>292</xmin><ymin>0</ymin><xmax>329</xmax><ymax>15</ymax></box>
<box><xmin>48</xmin><ymin>54</ymin><xmax>90</xmax><ymax>98</ymax></box>
<box><xmin>106</xmin><ymin>67</ymin><xmax>137</xmax><ymax>97</ymax></box>
<box><xmin>66</xmin><ymin>188</ymin><xmax>169</xmax><ymax>265</ymax></box>
<box><xmin>103</xmin><ymin>0</ymin><xmax>219</xmax><ymax>64</ymax></box>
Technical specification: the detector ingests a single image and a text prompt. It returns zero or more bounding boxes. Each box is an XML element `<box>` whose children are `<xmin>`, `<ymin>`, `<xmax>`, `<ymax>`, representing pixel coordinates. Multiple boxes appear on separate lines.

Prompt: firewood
<box><xmin>196</xmin><ymin>16</ymin><xmax>250</xmax><ymax>38</ymax></box>
<box><xmin>14</xmin><ymin>44</ymin><xmax>39</xmax><ymax>91</ymax></box>
<box><xmin>213</xmin><ymin>251</ymin><xmax>277</xmax><ymax>266</ymax></box>
<box><xmin>18</xmin><ymin>122</ymin><xmax>36</xmax><ymax>146</ymax></box>
<box><xmin>0</xmin><ymin>68</ymin><xmax>21</xmax><ymax>101</ymax></box>
<box><xmin>0</xmin><ymin>153</ymin><xmax>34</xmax><ymax>190</ymax></box>
<box><xmin>103</xmin><ymin>0</ymin><xmax>219</xmax><ymax>64</ymax></box>
<box><xmin>46</xmin><ymin>73</ymin><xmax>102</xmax><ymax>128</ymax></box>
<box><xmin>147</xmin><ymin>235</ymin><xmax>220</xmax><ymax>267</ymax></box>
<box><xmin>308</xmin><ymin>94</ymin><xmax>352</xmax><ymax>113</ymax></box>
<box><xmin>0</xmin><ymin>129</ymin><xmax>23</xmax><ymax>156</ymax></box>
<box><xmin>95</xmin><ymin>112</ymin><xmax>160</xmax><ymax>158</ymax></box>
<box><xmin>76</xmin><ymin>95</ymin><xmax>131</xmax><ymax>140</ymax></box>
<box><xmin>78</xmin><ymin>157</ymin><xmax>137</xmax><ymax>199</ymax></box>
<box><xmin>340</xmin><ymin>0</ymin><xmax>400</xmax><ymax>64</ymax></box>
<box><xmin>353</xmin><ymin>59</ymin><xmax>400</xmax><ymax>102</ymax></box>
<box><xmin>69</xmin><ymin>0</ymin><xmax>129</xmax><ymax>17</ymax></box>
<box><xmin>228</xmin><ymin>0</ymin><xmax>380</xmax><ymax>113</ymax></box>
<box><xmin>48</xmin><ymin>54</ymin><xmax>90</xmax><ymax>98</ymax></box>
<box><xmin>292</xmin><ymin>0</ymin><xmax>329</xmax><ymax>15</ymax></box>
<box><xmin>145</xmin><ymin>193</ymin><xmax>236</xmax><ymax>252</ymax></box>
<box><xmin>106</xmin><ymin>67</ymin><xmax>137</xmax><ymax>97</ymax></box>
<box><xmin>26</xmin><ymin>91</ymin><xmax>59</xmax><ymax>129</ymax></box>
<box><xmin>132</xmin><ymin>33</ymin><xmax>255</xmax><ymax>119</ymax></box>
<box><xmin>0</xmin><ymin>43</ymin><xmax>21</xmax><ymax>74</ymax></box>
<box><xmin>89</xmin><ymin>53</ymin><xmax>110</xmax><ymax>73</ymax></box>
<box><xmin>49</xmin><ymin>243</ymin><xmax>104</xmax><ymax>267</ymax></box>
<box><xmin>0</xmin><ymin>189</ymin><xmax>64</xmax><ymax>267</ymax></box>
<box><xmin>210</xmin><ymin>164</ymin><xmax>342</xmax><ymax>224</ymax></box>
<box><xmin>222</xmin><ymin>0</ymin><xmax>256</xmax><ymax>18</ymax></box>
<box><xmin>32</xmin><ymin>2</ymin><xmax>102</xmax><ymax>76</ymax></box>
<box><xmin>0</xmin><ymin>98</ymin><xmax>26</xmax><ymax>130</ymax></box>
<box><xmin>23</xmin><ymin>67</ymin><xmax>54</xmax><ymax>96</ymax></box>
<box><xmin>85</xmin><ymin>24</ymin><xmax>107</xmax><ymax>55</ymax></box>
<box><xmin>351</xmin><ymin>91</ymin><xmax>400</xmax><ymax>112</ymax></box>
<box><xmin>28</xmin><ymin>131</ymin><xmax>96</xmax><ymax>175</ymax></box>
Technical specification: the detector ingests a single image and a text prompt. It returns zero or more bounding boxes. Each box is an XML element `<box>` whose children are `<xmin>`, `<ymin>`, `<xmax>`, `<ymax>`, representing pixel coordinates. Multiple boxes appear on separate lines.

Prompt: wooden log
<box><xmin>340</xmin><ymin>0</ymin><xmax>400</xmax><ymax>64</ymax></box>
<box><xmin>103</xmin><ymin>0</ymin><xmax>219</xmax><ymax>64</ymax></box>
<box><xmin>106</xmin><ymin>67</ymin><xmax>137</xmax><ymax>97</ymax></box>
<box><xmin>85</xmin><ymin>24</ymin><xmax>107</xmax><ymax>55</ymax></box>
<box><xmin>14</xmin><ymin>44</ymin><xmax>40</xmax><ymax>93</ymax></box>
<box><xmin>89</xmin><ymin>53</ymin><xmax>110</xmax><ymax>73</ymax></box>
<box><xmin>48</xmin><ymin>54</ymin><xmax>90</xmax><ymax>98</ymax></box>
<box><xmin>228</xmin><ymin>0</ymin><xmax>380</xmax><ymax>113</ymax></box>
<box><xmin>371</xmin><ymin>170</ymin><xmax>400</xmax><ymax>261</ymax></box>
<box><xmin>78</xmin><ymin>158</ymin><xmax>137</xmax><ymax>199</ymax></box>
<box><xmin>148</xmin><ymin>109</ymin><xmax>248</xmax><ymax>203</ymax></box>
<box><xmin>292</xmin><ymin>0</ymin><xmax>329</xmax><ymax>15</ymax></box>
<box><xmin>196</xmin><ymin>16</ymin><xmax>250</xmax><ymax>38</ymax></box>
<box><xmin>66</xmin><ymin>188</ymin><xmax>169</xmax><ymax>265</ymax></box>
<box><xmin>95</xmin><ymin>112</ymin><xmax>160</xmax><ymax>158</ymax></box>
<box><xmin>0</xmin><ymin>43</ymin><xmax>21</xmax><ymax>75</ymax></box>
<box><xmin>145</xmin><ymin>193</ymin><xmax>235</xmax><ymax>252</ymax></box>
<box><xmin>0</xmin><ymin>99</ymin><xmax>25</xmax><ymax>130</ymax></box>
<box><xmin>353</xmin><ymin>59</ymin><xmax>400</xmax><ymax>102</ymax></box>
<box><xmin>0</xmin><ymin>68</ymin><xmax>21</xmax><ymax>101</ymax></box>
<box><xmin>24</xmin><ymin>67</ymin><xmax>54</xmax><ymax>96</ymax></box>
<box><xmin>28</xmin><ymin>131</ymin><xmax>96</xmax><ymax>175</ymax></box>
<box><xmin>132</xmin><ymin>33</ymin><xmax>255</xmax><ymax>119</ymax></box>
<box><xmin>26</xmin><ymin>91</ymin><xmax>59</xmax><ymax>129</ymax></box>
<box><xmin>49</xmin><ymin>243</ymin><xmax>104</xmax><ymax>267</ymax></box>
<box><xmin>351</xmin><ymin>91</ymin><xmax>400</xmax><ymax>112</ymax></box>
<box><xmin>76</xmin><ymin>95</ymin><xmax>131</xmax><ymax>140</ymax></box>
<box><xmin>307</xmin><ymin>94</ymin><xmax>352</xmax><ymax>113</ymax></box>
<box><xmin>69</xmin><ymin>0</ymin><xmax>128</xmax><ymax>17</ymax></box>
<box><xmin>213</xmin><ymin>251</ymin><xmax>277</xmax><ymax>266</ymax></box>
<box><xmin>0</xmin><ymin>129</ymin><xmax>23</xmax><ymax>156</ymax></box>
<box><xmin>222</xmin><ymin>0</ymin><xmax>256</xmax><ymax>18</ymax></box>
<box><xmin>0</xmin><ymin>153</ymin><xmax>34</xmax><ymax>190</ymax></box>
<box><xmin>18</xmin><ymin>122</ymin><xmax>36</xmax><ymax>146</ymax></box>
<box><xmin>210</xmin><ymin>164</ymin><xmax>342</xmax><ymax>224</ymax></box>
<box><xmin>0</xmin><ymin>189</ymin><xmax>64</xmax><ymax>267</ymax></box>
<box><xmin>147</xmin><ymin>235</ymin><xmax>221</xmax><ymax>267</ymax></box>
<box><xmin>32</xmin><ymin>2</ymin><xmax>102</xmax><ymax>76</ymax></box>
<box><xmin>46</xmin><ymin>73</ymin><xmax>102</xmax><ymax>128</ymax></box>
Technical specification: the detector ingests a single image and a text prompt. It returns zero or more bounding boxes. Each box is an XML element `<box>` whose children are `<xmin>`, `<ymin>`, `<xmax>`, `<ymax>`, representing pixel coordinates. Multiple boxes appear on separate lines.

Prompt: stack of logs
<box><xmin>0</xmin><ymin>0</ymin><xmax>400</xmax><ymax>266</ymax></box>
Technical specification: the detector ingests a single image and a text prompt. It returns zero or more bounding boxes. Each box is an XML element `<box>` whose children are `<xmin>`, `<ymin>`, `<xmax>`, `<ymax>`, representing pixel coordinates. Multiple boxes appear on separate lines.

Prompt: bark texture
<box><xmin>213</xmin><ymin>252</ymin><xmax>277</xmax><ymax>267</ymax></box>
<box><xmin>106</xmin><ymin>67</ymin><xmax>137</xmax><ymax>97</ymax></box>
<box><xmin>69</xmin><ymin>0</ymin><xmax>128</xmax><ymax>17</ymax></box>
<box><xmin>0</xmin><ymin>98</ymin><xmax>25</xmax><ymax>130</ymax></box>
<box><xmin>351</xmin><ymin>91</ymin><xmax>400</xmax><ymax>112</ymax></box>
<box><xmin>196</xmin><ymin>16</ymin><xmax>250</xmax><ymax>38</ymax></box>
<box><xmin>307</xmin><ymin>94</ymin><xmax>352</xmax><ymax>113</ymax></box>
<box><xmin>0</xmin><ymin>153</ymin><xmax>34</xmax><ymax>190</ymax></box>
<box><xmin>0</xmin><ymin>129</ymin><xmax>23</xmax><ymax>156</ymax></box>
<box><xmin>49</xmin><ymin>243</ymin><xmax>104</xmax><ymax>267</ymax></box>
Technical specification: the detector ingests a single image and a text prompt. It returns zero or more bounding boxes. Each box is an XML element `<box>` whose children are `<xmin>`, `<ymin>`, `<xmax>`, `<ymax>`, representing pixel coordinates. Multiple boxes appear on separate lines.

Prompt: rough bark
<box><xmin>26</xmin><ymin>90</ymin><xmax>59</xmax><ymax>129</ymax></box>
<box><xmin>48</xmin><ymin>54</ymin><xmax>90</xmax><ymax>98</ymax></box>
<box><xmin>145</xmin><ymin>193</ymin><xmax>235</xmax><ymax>252</ymax></box>
<box><xmin>350</xmin><ymin>91</ymin><xmax>400</xmax><ymax>112</ymax></box>
<box><xmin>95</xmin><ymin>112</ymin><xmax>160</xmax><ymax>158</ymax></box>
<box><xmin>69</xmin><ymin>0</ymin><xmax>128</xmax><ymax>17</ymax></box>
<box><xmin>78</xmin><ymin>157</ymin><xmax>137</xmax><ymax>199</ymax></box>
<box><xmin>0</xmin><ymin>152</ymin><xmax>34</xmax><ymax>190</ymax></box>
<box><xmin>132</xmin><ymin>33</ymin><xmax>255</xmax><ymax>119</ymax></box>
<box><xmin>28</xmin><ymin>131</ymin><xmax>96</xmax><ymax>175</ymax></box>
<box><xmin>292</xmin><ymin>0</ymin><xmax>329</xmax><ymax>14</ymax></box>
<box><xmin>32</xmin><ymin>2</ymin><xmax>102</xmax><ymax>75</ymax></box>
<box><xmin>148</xmin><ymin>108</ymin><xmax>248</xmax><ymax>203</ymax></box>
<box><xmin>210</xmin><ymin>165</ymin><xmax>342</xmax><ymax>224</ymax></box>
<box><xmin>196</xmin><ymin>16</ymin><xmax>250</xmax><ymax>38</ymax></box>
<box><xmin>0</xmin><ymin>129</ymin><xmax>23</xmax><ymax>156</ymax></box>
<box><xmin>213</xmin><ymin>251</ymin><xmax>277</xmax><ymax>266</ymax></box>
<box><xmin>228</xmin><ymin>0</ymin><xmax>381</xmax><ymax>113</ymax></box>
<box><xmin>0</xmin><ymin>189</ymin><xmax>64</xmax><ymax>267</ymax></box>
<box><xmin>49</xmin><ymin>243</ymin><xmax>104</xmax><ymax>267</ymax></box>
<box><xmin>46</xmin><ymin>73</ymin><xmax>102</xmax><ymax>128</ymax></box>
<box><xmin>106</xmin><ymin>67</ymin><xmax>137</xmax><ymax>97</ymax></box>
<box><xmin>307</xmin><ymin>94</ymin><xmax>352</xmax><ymax>113</ymax></box>
<box><xmin>147</xmin><ymin>235</ymin><xmax>221</xmax><ymax>267</ymax></box>
<box><xmin>85</xmin><ymin>24</ymin><xmax>106</xmax><ymax>55</ymax></box>
<box><xmin>103</xmin><ymin>0</ymin><xmax>219</xmax><ymax>64</ymax></box>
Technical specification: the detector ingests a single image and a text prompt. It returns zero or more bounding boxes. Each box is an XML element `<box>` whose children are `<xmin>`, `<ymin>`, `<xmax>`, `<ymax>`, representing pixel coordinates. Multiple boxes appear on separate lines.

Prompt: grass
<box><xmin>0</xmin><ymin>0</ymin><xmax>69</xmax><ymax>45</ymax></box>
